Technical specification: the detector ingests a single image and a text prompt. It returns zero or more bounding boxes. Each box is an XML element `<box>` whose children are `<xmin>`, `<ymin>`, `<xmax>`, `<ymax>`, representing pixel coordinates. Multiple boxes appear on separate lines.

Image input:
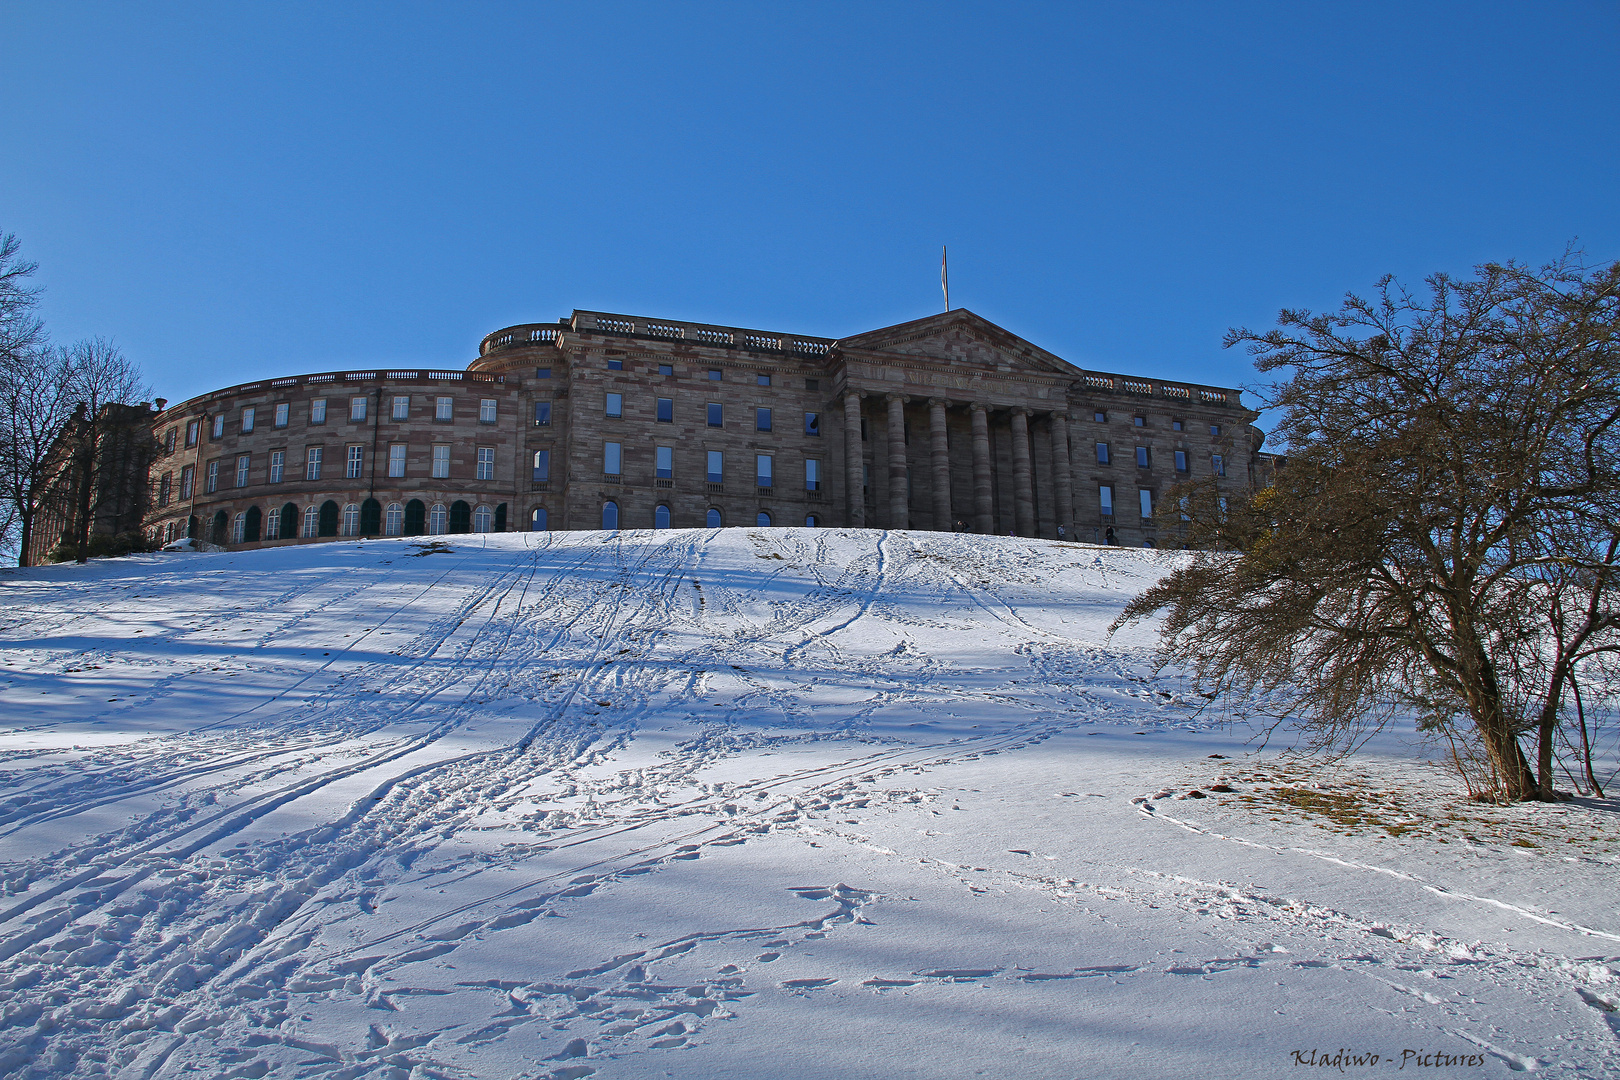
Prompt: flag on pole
<box><xmin>941</xmin><ymin>246</ymin><xmax>949</xmax><ymax>312</ymax></box>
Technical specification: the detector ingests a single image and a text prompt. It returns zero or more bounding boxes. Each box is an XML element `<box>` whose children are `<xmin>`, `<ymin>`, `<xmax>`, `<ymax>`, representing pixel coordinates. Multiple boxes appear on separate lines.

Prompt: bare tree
<box><xmin>1115</xmin><ymin>256</ymin><xmax>1620</xmax><ymax>802</ymax></box>
<box><xmin>0</xmin><ymin>346</ymin><xmax>77</xmax><ymax>566</ymax></box>
<box><xmin>0</xmin><ymin>232</ymin><xmax>45</xmax><ymax>361</ymax></box>
<box><xmin>58</xmin><ymin>338</ymin><xmax>151</xmax><ymax>564</ymax></box>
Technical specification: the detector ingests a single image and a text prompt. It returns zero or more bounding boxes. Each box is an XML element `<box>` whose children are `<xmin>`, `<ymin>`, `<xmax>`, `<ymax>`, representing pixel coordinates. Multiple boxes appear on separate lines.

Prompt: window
<box><xmin>603</xmin><ymin>441</ymin><xmax>622</xmax><ymax>477</ymax></box>
<box><xmin>386</xmin><ymin>503</ymin><xmax>403</xmax><ymax>535</ymax></box>
<box><xmin>806</xmin><ymin>514</ymin><xmax>819</xmax><ymax>527</ymax></box>
<box><xmin>805</xmin><ymin>458</ymin><xmax>820</xmax><ymax>491</ymax></box>
<box><xmin>232</xmin><ymin>512</ymin><xmax>246</xmax><ymax>543</ymax></box>
<box><xmin>392</xmin><ymin>395</ymin><xmax>409</xmax><ymax>420</ymax></box>
<box><xmin>270</xmin><ymin>450</ymin><xmax>285</xmax><ymax>483</ymax></box>
<box><xmin>707</xmin><ymin>451</ymin><xmax>723</xmax><ymax>483</ymax></box>
<box><xmin>1172</xmin><ymin>419</ymin><xmax>1183</xmax><ymax>431</ymax></box>
<box><xmin>206</xmin><ymin>460</ymin><xmax>219</xmax><ymax>493</ymax></box>
<box><xmin>1210</xmin><ymin>424</ymin><xmax>1221</xmax><ymax>436</ymax></box>
<box><xmin>1139</xmin><ymin>489</ymin><xmax>1154</xmax><ymax>519</ymax></box>
<box><xmin>757</xmin><ymin>374</ymin><xmax>771</xmax><ymax>387</ymax></box>
<box><xmin>388</xmin><ymin>444</ymin><xmax>406</xmax><ymax>478</ymax></box>
<box><xmin>757</xmin><ymin>512</ymin><xmax>772</xmax><ymax>527</ymax></box>
<box><xmin>530</xmin><ymin>506</ymin><xmax>548</xmax><ymax>531</ymax></box>
<box><xmin>479</xmin><ymin>399</ymin><xmax>497</xmax><ymax>423</ymax></box>
<box><xmin>274</xmin><ymin>403</ymin><xmax>289</xmax><ymax>428</ymax></box>
<box><xmin>1180</xmin><ymin>496</ymin><xmax>1191</xmax><ymax>521</ymax></box>
<box><xmin>311</xmin><ymin>399</ymin><xmax>327</xmax><ymax>424</ymax></box>
<box><xmin>306</xmin><ymin>447</ymin><xmax>323</xmax><ymax>480</ymax></box>
<box><xmin>756</xmin><ymin>408</ymin><xmax>772</xmax><ymax>432</ymax></box>
<box><xmin>158</xmin><ymin>472</ymin><xmax>172</xmax><ymax>507</ymax></box>
<box><xmin>347</xmin><ymin>445</ymin><xmax>364</xmax><ymax>479</ymax></box>
<box><xmin>605</xmin><ymin>393</ymin><xmax>623</xmax><ymax>418</ymax></box>
<box><xmin>658</xmin><ymin>364</ymin><xmax>673</xmax><ymax>376</ymax></box>
<box><xmin>473</xmin><ymin>505</ymin><xmax>492</xmax><ymax>532</ymax></box>
<box><xmin>656</xmin><ymin>397</ymin><xmax>673</xmax><ymax>422</ymax></box>
<box><xmin>180</xmin><ymin>465</ymin><xmax>194</xmax><ymax>499</ymax></box>
<box><xmin>350</xmin><ymin>396</ymin><xmax>367</xmax><ymax>422</ymax></box>
<box><xmin>532</xmin><ymin>450</ymin><xmax>550</xmax><ymax>482</ymax></box>
<box><xmin>756</xmin><ymin>454</ymin><xmax>773</xmax><ymax>488</ymax></box>
<box><xmin>1212</xmin><ymin>453</ymin><xmax>1226</xmax><ymax>477</ymax></box>
<box><xmin>186</xmin><ymin>420</ymin><xmax>200</xmax><ymax>447</ymax></box>
<box><xmin>707</xmin><ymin>508</ymin><xmax>722</xmax><ymax>527</ymax></box>
<box><xmin>242</xmin><ymin>407</ymin><xmax>255</xmax><ymax>433</ymax></box>
<box><xmin>654</xmin><ymin>505</ymin><xmax>671</xmax><ymax>529</ymax></box>
<box><xmin>1136</xmin><ymin>446</ymin><xmax>1150</xmax><ymax>468</ymax></box>
<box><xmin>534</xmin><ymin>401</ymin><xmax>551</xmax><ymax>426</ymax></box>
<box><xmin>1100</xmin><ymin>485</ymin><xmax>1114</xmax><ymax>516</ymax></box>
<box><xmin>535</xmin><ymin>366</ymin><xmax>552</xmax><ymax>379</ymax></box>
<box><xmin>265</xmin><ymin>509</ymin><xmax>282</xmax><ymax>540</ymax></box>
<box><xmin>342</xmin><ymin>503</ymin><xmax>360</xmax><ymax>536</ymax></box>
<box><xmin>607</xmin><ymin>358</ymin><xmax>623</xmax><ymax>371</ymax></box>
<box><xmin>805</xmin><ymin>377</ymin><xmax>820</xmax><ymax>391</ymax></box>
<box><xmin>165</xmin><ymin>428</ymin><xmax>176</xmax><ymax>453</ymax></box>
<box><xmin>429</xmin><ymin>503</ymin><xmax>448</xmax><ymax>535</ymax></box>
<box><xmin>1096</xmin><ymin>442</ymin><xmax>1110</xmax><ymax>464</ymax></box>
<box><xmin>805</xmin><ymin>412</ymin><xmax>819</xmax><ymax>436</ymax></box>
<box><xmin>655</xmin><ymin>445</ymin><xmax>673</xmax><ymax>479</ymax></box>
<box><xmin>236</xmin><ymin>454</ymin><xmax>250</xmax><ymax>487</ymax></box>
<box><xmin>602</xmin><ymin>501</ymin><xmax>619</xmax><ymax>529</ymax></box>
<box><xmin>708</xmin><ymin>369</ymin><xmax>723</xmax><ymax>381</ymax></box>
<box><xmin>435</xmin><ymin>396</ymin><xmax>453</xmax><ymax>420</ymax></box>
<box><xmin>1133</xmin><ymin>415</ymin><xmax>1145</xmax><ymax>427</ymax></box>
<box><xmin>477</xmin><ymin>447</ymin><xmax>494</xmax><ymax>480</ymax></box>
<box><xmin>1094</xmin><ymin>410</ymin><xmax>1106</xmax><ymax>423</ymax></box>
<box><xmin>303</xmin><ymin>505</ymin><xmax>320</xmax><ymax>537</ymax></box>
<box><xmin>432</xmin><ymin>444</ymin><xmax>450</xmax><ymax>478</ymax></box>
<box><xmin>1174</xmin><ymin>450</ymin><xmax>1188</xmax><ymax>472</ymax></box>
<box><xmin>212</xmin><ymin>414</ymin><xmax>225</xmax><ymax>439</ymax></box>
<box><xmin>707</xmin><ymin>403</ymin><xmax>722</xmax><ymax>427</ymax></box>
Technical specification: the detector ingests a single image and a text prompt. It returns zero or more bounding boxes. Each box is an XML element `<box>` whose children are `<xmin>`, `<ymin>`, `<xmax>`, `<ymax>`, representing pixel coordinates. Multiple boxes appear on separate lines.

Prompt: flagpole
<box><xmin>941</xmin><ymin>246</ymin><xmax>949</xmax><ymax>312</ymax></box>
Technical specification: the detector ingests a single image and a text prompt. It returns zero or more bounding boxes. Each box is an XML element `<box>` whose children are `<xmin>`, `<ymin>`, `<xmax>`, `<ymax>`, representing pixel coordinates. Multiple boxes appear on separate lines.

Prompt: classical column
<box><xmin>1011</xmin><ymin>408</ymin><xmax>1035</xmax><ymax>537</ymax></box>
<box><xmin>886</xmin><ymin>393</ymin><xmax>909</xmax><ymax>529</ymax></box>
<box><xmin>843</xmin><ymin>391</ymin><xmax>865</xmax><ymax>528</ymax></box>
<box><xmin>928</xmin><ymin>398</ymin><xmax>951</xmax><ymax>531</ymax></box>
<box><xmin>1050</xmin><ymin>411</ymin><xmax>1074</xmax><ymax>540</ymax></box>
<box><xmin>970</xmin><ymin>403</ymin><xmax>993</xmax><ymax>534</ymax></box>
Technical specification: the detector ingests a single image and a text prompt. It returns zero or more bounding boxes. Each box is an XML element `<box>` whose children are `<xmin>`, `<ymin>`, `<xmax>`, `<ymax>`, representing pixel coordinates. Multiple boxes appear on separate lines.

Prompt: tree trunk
<box><xmin>16</xmin><ymin>511</ymin><xmax>32</xmax><ymax>568</ymax></box>
<box><xmin>1461</xmin><ymin>639</ymin><xmax>1537</xmax><ymax>801</ymax></box>
<box><xmin>1534</xmin><ymin>660</ymin><xmax>1567</xmax><ymax>801</ymax></box>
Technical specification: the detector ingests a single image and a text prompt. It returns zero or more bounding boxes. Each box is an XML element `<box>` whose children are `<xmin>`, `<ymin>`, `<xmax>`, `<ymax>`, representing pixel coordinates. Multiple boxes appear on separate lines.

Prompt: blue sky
<box><xmin>3</xmin><ymin>2</ymin><xmax>1616</xmax><ymax>434</ymax></box>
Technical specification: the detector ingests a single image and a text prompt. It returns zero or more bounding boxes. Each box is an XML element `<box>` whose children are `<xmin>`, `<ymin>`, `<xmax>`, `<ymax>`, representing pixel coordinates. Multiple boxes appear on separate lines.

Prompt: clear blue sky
<box><xmin>3</xmin><ymin>1</ymin><xmax>1616</xmax><ymax>433</ymax></box>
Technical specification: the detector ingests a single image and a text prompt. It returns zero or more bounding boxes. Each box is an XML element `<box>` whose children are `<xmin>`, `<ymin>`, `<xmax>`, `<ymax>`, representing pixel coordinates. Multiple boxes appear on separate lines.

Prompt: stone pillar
<box><xmin>1011</xmin><ymin>408</ymin><xmax>1035</xmax><ymax>536</ymax></box>
<box><xmin>1050</xmin><ymin>411</ymin><xmax>1073</xmax><ymax>540</ymax></box>
<box><xmin>886</xmin><ymin>393</ymin><xmax>908</xmax><ymax>529</ymax></box>
<box><xmin>928</xmin><ymin>398</ymin><xmax>951</xmax><ymax>531</ymax></box>
<box><xmin>970</xmin><ymin>403</ymin><xmax>993</xmax><ymax>534</ymax></box>
<box><xmin>843</xmin><ymin>391</ymin><xmax>865</xmax><ymax>528</ymax></box>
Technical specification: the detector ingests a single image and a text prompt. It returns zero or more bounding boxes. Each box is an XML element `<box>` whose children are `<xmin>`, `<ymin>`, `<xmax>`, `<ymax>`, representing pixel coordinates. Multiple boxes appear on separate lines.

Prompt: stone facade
<box><xmin>137</xmin><ymin>308</ymin><xmax>1263</xmax><ymax>549</ymax></box>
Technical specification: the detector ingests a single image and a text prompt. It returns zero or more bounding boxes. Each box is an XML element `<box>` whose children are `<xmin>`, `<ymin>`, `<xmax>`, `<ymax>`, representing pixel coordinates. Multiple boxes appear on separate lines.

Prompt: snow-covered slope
<box><xmin>0</xmin><ymin>529</ymin><xmax>1615</xmax><ymax>1079</ymax></box>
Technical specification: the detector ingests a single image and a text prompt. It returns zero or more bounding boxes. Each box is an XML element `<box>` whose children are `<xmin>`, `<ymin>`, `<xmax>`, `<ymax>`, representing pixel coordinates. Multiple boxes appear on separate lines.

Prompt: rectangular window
<box><xmin>1139</xmin><ymin>488</ymin><xmax>1154</xmax><ymax>519</ymax></box>
<box><xmin>756</xmin><ymin>454</ymin><xmax>773</xmax><ymax>487</ymax></box>
<box><xmin>477</xmin><ymin>446</ymin><xmax>494</xmax><ymax>480</ymax></box>
<box><xmin>480</xmin><ymin>398</ymin><xmax>497</xmax><ymax>423</ymax></box>
<box><xmin>1133</xmin><ymin>415</ymin><xmax>1145</xmax><ymax>427</ymax></box>
<box><xmin>350</xmin><ymin>396</ymin><xmax>367</xmax><ymax>422</ymax></box>
<box><xmin>180</xmin><ymin>465</ymin><xmax>195</xmax><ymax>499</ymax></box>
<box><xmin>707</xmin><ymin>450</ymin><xmax>723</xmax><ymax>483</ymax></box>
<box><xmin>534</xmin><ymin>401</ymin><xmax>551</xmax><ymax>426</ymax></box>
<box><xmin>604</xmin><ymin>441</ymin><xmax>622</xmax><ymax>476</ymax></box>
<box><xmin>1099</xmin><ymin>485</ymin><xmax>1113</xmax><ymax>516</ymax></box>
<box><xmin>535</xmin><ymin>366</ymin><xmax>552</xmax><ymax>379</ymax></box>
<box><xmin>1210</xmin><ymin>423</ymin><xmax>1221</xmax><ymax>436</ymax></box>
<box><xmin>270</xmin><ymin>450</ymin><xmax>285</xmax><ymax>483</ymax></box>
<box><xmin>805</xmin><ymin>377</ymin><xmax>819</xmax><ymax>391</ymax></box>
<box><xmin>658</xmin><ymin>364</ymin><xmax>673</xmax><ymax>377</ymax></box>
<box><xmin>206</xmin><ymin>460</ymin><xmax>219</xmax><ymax>493</ymax></box>
<box><xmin>605</xmin><ymin>392</ymin><xmax>623</xmax><ymax>418</ymax></box>
<box><xmin>392</xmin><ymin>395</ymin><xmax>409</xmax><ymax>420</ymax></box>
<box><xmin>707</xmin><ymin>403</ymin><xmax>722</xmax><ymax>427</ymax></box>
<box><xmin>607</xmin><ymin>358</ymin><xmax>623</xmax><ymax>370</ymax></box>
<box><xmin>274</xmin><ymin>402</ymin><xmax>289</xmax><ymax>428</ymax></box>
<box><xmin>435</xmin><ymin>396</ymin><xmax>453</xmax><ymax>420</ymax></box>
<box><xmin>241</xmin><ymin>407</ymin><xmax>255</xmax><ymax>433</ymax></box>
<box><xmin>656</xmin><ymin>397</ymin><xmax>673</xmax><ymax>422</ymax></box>
<box><xmin>306</xmin><ymin>447</ymin><xmax>323</xmax><ymax>481</ymax></box>
<box><xmin>1174</xmin><ymin>450</ymin><xmax>1188</xmax><ymax>472</ymax></box>
<box><xmin>388</xmin><ymin>444</ymin><xmax>406</xmax><ymax>477</ymax></box>
<box><xmin>655</xmin><ymin>445</ymin><xmax>673</xmax><ymax>479</ymax></box>
<box><xmin>1094</xmin><ymin>410</ymin><xmax>1106</xmax><ymax>423</ymax></box>
<box><xmin>186</xmin><ymin>419</ymin><xmax>200</xmax><ymax>447</ymax></box>
<box><xmin>532</xmin><ymin>449</ymin><xmax>550</xmax><ymax>482</ymax></box>
<box><xmin>1172</xmin><ymin>419</ymin><xmax>1183</xmax><ymax>431</ymax></box>
<box><xmin>1136</xmin><ymin>446</ymin><xmax>1150</xmax><ymax>468</ymax></box>
<box><xmin>347</xmin><ymin>445</ymin><xmax>364</xmax><ymax>479</ymax></box>
<box><xmin>432</xmin><ymin>444</ymin><xmax>450</xmax><ymax>478</ymax></box>
<box><xmin>757</xmin><ymin>373</ymin><xmax>771</xmax><ymax>387</ymax></box>
<box><xmin>1212</xmin><ymin>453</ymin><xmax>1226</xmax><ymax>477</ymax></box>
<box><xmin>805</xmin><ymin>412</ymin><xmax>819</xmax><ymax>436</ymax></box>
<box><xmin>212</xmin><ymin>414</ymin><xmax>225</xmax><ymax>439</ymax></box>
<box><xmin>805</xmin><ymin>458</ymin><xmax>820</xmax><ymax>491</ymax></box>
<box><xmin>756</xmin><ymin>407</ymin><xmax>772</xmax><ymax>432</ymax></box>
<box><xmin>708</xmin><ymin>368</ymin><xmax>723</xmax><ymax>381</ymax></box>
<box><xmin>165</xmin><ymin>428</ymin><xmax>176</xmax><ymax>453</ymax></box>
<box><xmin>310</xmin><ymin>399</ymin><xmax>327</xmax><ymax>424</ymax></box>
<box><xmin>158</xmin><ymin>472</ymin><xmax>172</xmax><ymax>507</ymax></box>
<box><xmin>1096</xmin><ymin>442</ymin><xmax>1110</xmax><ymax>464</ymax></box>
<box><xmin>236</xmin><ymin>454</ymin><xmax>250</xmax><ymax>487</ymax></box>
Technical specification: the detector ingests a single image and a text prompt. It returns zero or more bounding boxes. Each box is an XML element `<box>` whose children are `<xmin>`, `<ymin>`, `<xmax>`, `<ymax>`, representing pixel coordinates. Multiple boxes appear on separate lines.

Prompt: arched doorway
<box><xmin>405</xmin><ymin>499</ymin><xmax>426</xmax><ymax>536</ymax></box>
<box><xmin>210</xmin><ymin>510</ymin><xmax>228</xmax><ymax>544</ymax></box>
<box><xmin>449</xmin><ymin>500</ymin><xmax>471</xmax><ymax>534</ymax></box>
<box><xmin>706</xmin><ymin>508</ymin><xmax>721</xmax><ymax>528</ymax></box>
<box><xmin>318</xmin><ymin>500</ymin><xmax>340</xmax><ymax>537</ymax></box>
<box><xmin>244</xmin><ymin>506</ymin><xmax>262</xmax><ymax>542</ymax></box>
<box><xmin>531</xmin><ymin>507</ymin><xmax>548</xmax><ymax>532</ymax></box>
<box><xmin>279</xmin><ymin>503</ymin><xmax>298</xmax><ymax>540</ymax></box>
<box><xmin>360</xmin><ymin>498</ymin><xmax>382</xmax><ymax>536</ymax></box>
<box><xmin>654</xmin><ymin>505</ymin><xmax>671</xmax><ymax>529</ymax></box>
<box><xmin>602</xmin><ymin>501</ymin><xmax>618</xmax><ymax>530</ymax></box>
<box><xmin>494</xmin><ymin>503</ymin><xmax>507</xmax><ymax>531</ymax></box>
<box><xmin>187</xmin><ymin>515</ymin><xmax>199</xmax><ymax>539</ymax></box>
<box><xmin>756</xmin><ymin>511</ymin><xmax>772</xmax><ymax>527</ymax></box>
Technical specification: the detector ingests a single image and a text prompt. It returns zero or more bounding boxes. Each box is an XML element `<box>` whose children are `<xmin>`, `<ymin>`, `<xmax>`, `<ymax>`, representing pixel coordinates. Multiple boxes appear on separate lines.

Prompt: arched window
<box><xmin>757</xmin><ymin>511</ymin><xmax>772</xmax><ymax>527</ymax></box>
<box><xmin>342</xmin><ymin>504</ymin><xmax>361</xmax><ymax>536</ymax></box>
<box><xmin>602</xmin><ymin>501</ymin><xmax>619</xmax><ymax>530</ymax></box>
<box><xmin>449</xmin><ymin>500</ymin><xmax>471</xmax><ymax>534</ymax></box>
<box><xmin>231</xmin><ymin>512</ymin><xmax>246</xmax><ymax>543</ymax></box>
<box><xmin>361</xmin><ymin>498</ymin><xmax>382</xmax><ymax>536</ymax></box>
<box><xmin>805</xmin><ymin>514</ymin><xmax>818</xmax><ymax>528</ymax></box>
<box><xmin>385</xmin><ymin>503</ymin><xmax>404</xmax><ymax>536</ymax></box>
<box><xmin>429</xmin><ymin>503</ymin><xmax>448</xmax><ymax>535</ymax></box>
<box><xmin>279</xmin><ymin>503</ymin><xmax>297</xmax><ymax>540</ymax></box>
<box><xmin>405</xmin><ymin>499</ymin><xmax>426</xmax><ymax>536</ymax></box>
<box><xmin>531</xmin><ymin>506</ymin><xmax>548</xmax><ymax>532</ymax></box>
<box><xmin>473</xmin><ymin>504</ymin><xmax>492</xmax><ymax>532</ymax></box>
<box><xmin>318</xmin><ymin>500</ymin><xmax>340</xmax><ymax>537</ymax></box>
<box><xmin>654</xmin><ymin>504</ymin><xmax>671</xmax><ymax>529</ymax></box>
<box><xmin>706</xmin><ymin>508</ymin><xmax>722</xmax><ymax>528</ymax></box>
<box><xmin>212</xmin><ymin>510</ymin><xmax>229</xmax><ymax>544</ymax></box>
<box><xmin>244</xmin><ymin>506</ymin><xmax>262</xmax><ymax>542</ymax></box>
<box><xmin>303</xmin><ymin>505</ymin><xmax>320</xmax><ymax>538</ymax></box>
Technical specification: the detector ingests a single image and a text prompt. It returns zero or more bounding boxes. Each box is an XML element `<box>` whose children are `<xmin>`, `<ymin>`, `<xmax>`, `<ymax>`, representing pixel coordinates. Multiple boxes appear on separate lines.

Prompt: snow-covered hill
<box><xmin>0</xmin><ymin>529</ymin><xmax>1615</xmax><ymax>1079</ymax></box>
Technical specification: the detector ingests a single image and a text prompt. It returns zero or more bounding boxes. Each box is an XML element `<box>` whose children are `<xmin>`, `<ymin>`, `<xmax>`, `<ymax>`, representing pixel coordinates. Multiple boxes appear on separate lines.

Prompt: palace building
<box><xmin>121</xmin><ymin>307</ymin><xmax>1263</xmax><ymax>557</ymax></box>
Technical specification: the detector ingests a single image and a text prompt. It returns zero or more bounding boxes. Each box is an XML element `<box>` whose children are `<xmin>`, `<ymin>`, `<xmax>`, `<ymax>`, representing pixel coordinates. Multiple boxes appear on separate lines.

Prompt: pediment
<box><xmin>837</xmin><ymin>310</ymin><xmax>1078</xmax><ymax>376</ymax></box>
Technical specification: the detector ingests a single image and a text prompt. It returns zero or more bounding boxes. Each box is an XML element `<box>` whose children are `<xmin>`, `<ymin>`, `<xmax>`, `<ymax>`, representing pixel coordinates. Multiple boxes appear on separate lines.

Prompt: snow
<box><xmin>0</xmin><ymin>527</ymin><xmax>1615</xmax><ymax>1079</ymax></box>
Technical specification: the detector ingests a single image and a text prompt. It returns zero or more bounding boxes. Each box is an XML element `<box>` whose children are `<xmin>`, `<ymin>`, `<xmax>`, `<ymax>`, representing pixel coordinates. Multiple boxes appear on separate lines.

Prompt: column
<box><xmin>928</xmin><ymin>398</ymin><xmax>951</xmax><ymax>530</ymax></box>
<box><xmin>1050</xmin><ymin>410</ymin><xmax>1074</xmax><ymax>541</ymax></box>
<box><xmin>843</xmin><ymin>391</ymin><xmax>865</xmax><ymax>528</ymax></box>
<box><xmin>970</xmin><ymin>403</ymin><xmax>993</xmax><ymax>534</ymax></box>
<box><xmin>1011</xmin><ymin>408</ymin><xmax>1035</xmax><ymax>536</ymax></box>
<box><xmin>886</xmin><ymin>393</ymin><xmax>909</xmax><ymax>529</ymax></box>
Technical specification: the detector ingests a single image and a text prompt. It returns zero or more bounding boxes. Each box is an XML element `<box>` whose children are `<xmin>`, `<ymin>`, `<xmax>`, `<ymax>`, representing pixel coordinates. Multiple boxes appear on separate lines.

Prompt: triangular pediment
<box><xmin>837</xmin><ymin>309</ymin><xmax>1078</xmax><ymax>375</ymax></box>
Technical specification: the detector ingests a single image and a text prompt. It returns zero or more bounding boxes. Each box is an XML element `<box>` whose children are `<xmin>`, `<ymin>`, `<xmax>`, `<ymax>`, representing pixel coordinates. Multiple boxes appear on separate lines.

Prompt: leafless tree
<box><xmin>0</xmin><ymin>346</ymin><xmax>77</xmax><ymax>566</ymax></box>
<box><xmin>58</xmin><ymin>338</ymin><xmax>151</xmax><ymax>564</ymax></box>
